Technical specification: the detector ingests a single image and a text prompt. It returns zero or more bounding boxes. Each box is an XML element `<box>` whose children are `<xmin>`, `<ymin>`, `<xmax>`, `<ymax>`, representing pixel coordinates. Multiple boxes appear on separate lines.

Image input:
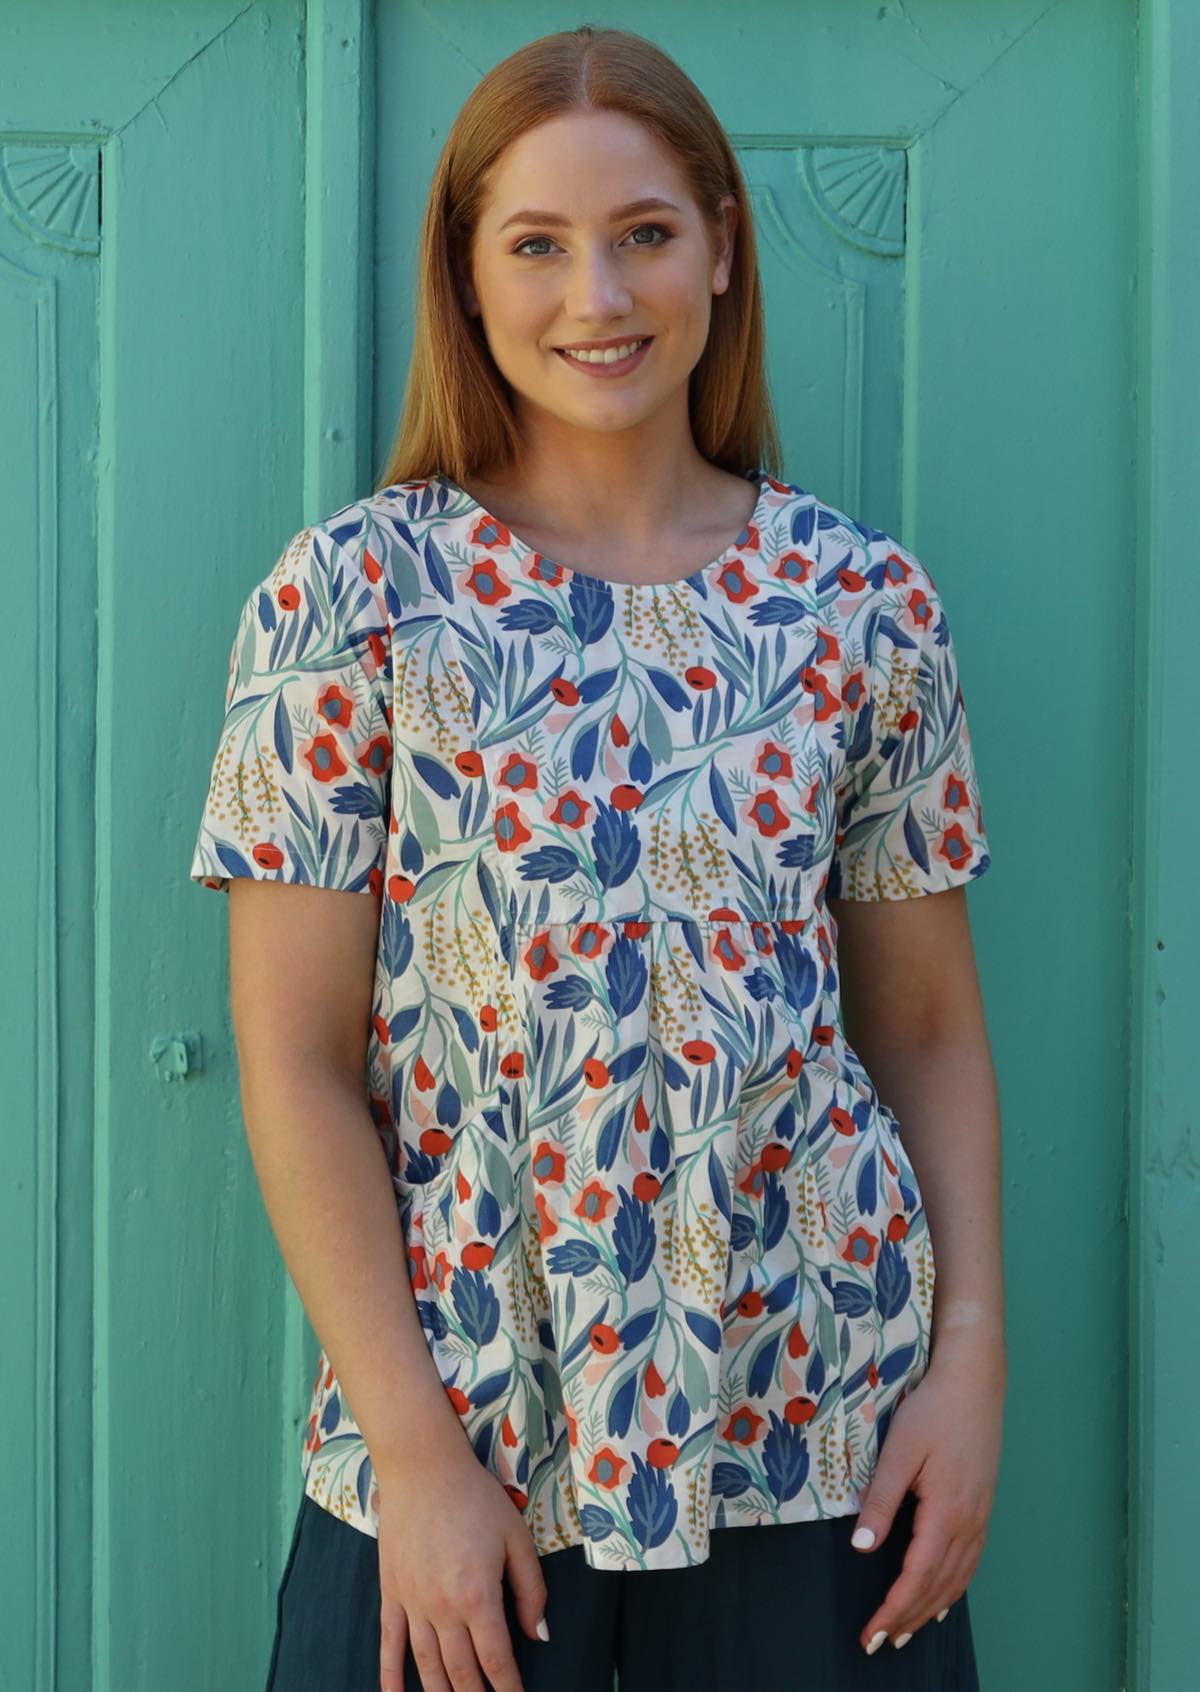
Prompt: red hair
<box><xmin>374</xmin><ymin>24</ymin><xmax>781</xmax><ymax>491</ymax></box>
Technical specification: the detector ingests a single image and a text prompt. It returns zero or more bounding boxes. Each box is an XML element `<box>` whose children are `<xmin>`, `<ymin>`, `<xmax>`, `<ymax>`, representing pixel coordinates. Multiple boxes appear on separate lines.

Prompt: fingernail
<box><xmin>536</xmin><ymin>1618</ymin><xmax>550</xmax><ymax>1642</ymax></box>
<box><xmin>892</xmin><ymin>1632</ymin><xmax>912</xmax><ymax>1649</ymax></box>
<box><xmin>865</xmin><ymin>1630</ymin><xmax>888</xmax><ymax>1655</ymax></box>
<box><xmin>937</xmin><ymin>1608</ymin><xmax>949</xmax><ymax>1622</ymax></box>
<box><xmin>851</xmin><ymin>1526</ymin><xmax>876</xmax><ymax>1550</ymax></box>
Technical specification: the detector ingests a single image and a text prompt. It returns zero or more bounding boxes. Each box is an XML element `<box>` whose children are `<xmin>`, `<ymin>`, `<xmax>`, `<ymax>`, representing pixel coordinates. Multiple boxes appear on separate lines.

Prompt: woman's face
<box><xmin>462</xmin><ymin>109</ymin><xmax>737</xmax><ymax>442</ymax></box>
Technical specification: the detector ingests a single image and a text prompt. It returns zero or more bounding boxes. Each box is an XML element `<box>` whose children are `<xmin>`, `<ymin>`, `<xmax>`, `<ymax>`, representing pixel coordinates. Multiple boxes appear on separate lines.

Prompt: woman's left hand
<box><xmin>852</xmin><ymin>1329</ymin><xmax>1006</xmax><ymax>1656</ymax></box>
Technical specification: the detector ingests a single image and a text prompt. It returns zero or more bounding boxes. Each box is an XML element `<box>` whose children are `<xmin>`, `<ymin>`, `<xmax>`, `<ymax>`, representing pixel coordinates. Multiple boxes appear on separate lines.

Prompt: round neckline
<box><xmin>439</xmin><ymin>465</ymin><xmax>771</xmax><ymax>593</ymax></box>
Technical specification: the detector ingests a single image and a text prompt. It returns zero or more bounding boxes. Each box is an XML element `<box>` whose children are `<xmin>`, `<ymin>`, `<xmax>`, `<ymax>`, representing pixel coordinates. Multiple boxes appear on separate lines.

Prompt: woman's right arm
<box><xmin>228</xmin><ymin>877</ymin><xmax>549</xmax><ymax>1692</ymax></box>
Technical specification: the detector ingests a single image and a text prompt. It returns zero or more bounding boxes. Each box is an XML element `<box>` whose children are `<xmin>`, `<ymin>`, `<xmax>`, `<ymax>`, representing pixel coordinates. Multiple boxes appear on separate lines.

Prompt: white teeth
<box><xmin>561</xmin><ymin>339</ymin><xmax>648</xmax><ymax>365</ymax></box>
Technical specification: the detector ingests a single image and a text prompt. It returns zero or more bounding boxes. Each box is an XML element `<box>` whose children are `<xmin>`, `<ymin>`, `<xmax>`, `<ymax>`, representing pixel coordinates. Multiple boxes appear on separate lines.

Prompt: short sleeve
<box><xmin>189</xmin><ymin>524</ymin><xmax>392</xmax><ymax>895</ymax></box>
<box><xmin>828</xmin><ymin>565</ymin><xmax>991</xmax><ymax>901</ymax></box>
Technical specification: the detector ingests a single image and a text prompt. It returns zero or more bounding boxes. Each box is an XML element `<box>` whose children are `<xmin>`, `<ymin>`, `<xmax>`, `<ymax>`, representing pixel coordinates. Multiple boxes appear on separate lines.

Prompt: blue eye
<box><xmin>512</xmin><ymin>223</ymin><xmax>673</xmax><ymax>257</ymax></box>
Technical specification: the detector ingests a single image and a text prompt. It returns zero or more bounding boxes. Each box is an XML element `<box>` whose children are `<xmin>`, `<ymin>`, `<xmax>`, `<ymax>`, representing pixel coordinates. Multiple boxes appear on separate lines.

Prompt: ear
<box><xmin>711</xmin><ymin>193</ymin><xmax>739</xmax><ymax>297</ymax></box>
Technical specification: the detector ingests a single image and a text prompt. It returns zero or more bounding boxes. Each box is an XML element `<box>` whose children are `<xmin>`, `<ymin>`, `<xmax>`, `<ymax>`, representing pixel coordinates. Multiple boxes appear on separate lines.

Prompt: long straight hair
<box><xmin>373</xmin><ymin>25</ymin><xmax>782</xmax><ymax>492</ymax></box>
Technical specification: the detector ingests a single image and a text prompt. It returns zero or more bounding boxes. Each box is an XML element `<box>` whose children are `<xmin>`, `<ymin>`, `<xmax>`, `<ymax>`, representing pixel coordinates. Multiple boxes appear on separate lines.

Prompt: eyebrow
<box><xmin>497</xmin><ymin>197</ymin><xmax>682</xmax><ymax>232</ymax></box>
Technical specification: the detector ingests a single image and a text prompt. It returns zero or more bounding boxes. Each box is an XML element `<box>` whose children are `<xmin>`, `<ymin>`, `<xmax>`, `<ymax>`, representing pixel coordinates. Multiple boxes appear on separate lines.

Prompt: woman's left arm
<box><xmin>828</xmin><ymin>882</ymin><xmax>1006</xmax><ymax>1656</ymax></box>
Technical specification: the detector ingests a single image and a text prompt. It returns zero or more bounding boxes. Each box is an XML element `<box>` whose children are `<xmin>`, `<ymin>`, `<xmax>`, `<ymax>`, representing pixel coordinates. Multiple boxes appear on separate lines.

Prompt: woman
<box><xmin>191</xmin><ymin>24</ymin><xmax>1005</xmax><ymax>1692</ymax></box>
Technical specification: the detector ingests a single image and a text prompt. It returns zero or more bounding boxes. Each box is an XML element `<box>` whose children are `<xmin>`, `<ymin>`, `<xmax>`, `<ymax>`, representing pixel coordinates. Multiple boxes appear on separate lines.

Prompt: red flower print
<box><xmin>785</xmin><ymin>1048</ymin><xmax>805</xmax><ymax>1079</ymax></box>
<box><xmin>907</xmin><ymin>587</ymin><xmax>933</xmax><ymax>629</ymax></box>
<box><xmin>710</xmin><ymin>927</ymin><xmax>748</xmax><ymax>972</ymax></box>
<box><xmin>801</xmin><ymin>669</ymin><xmax>840</xmax><ymax>722</ymax></box>
<box><xmin>632</xmin><ymin>1172</ymin><xmax>661</xmax><ymax>1202</ymax></box>
<box><xmin>898</xmin><ymin>708</ymin><xmax>920</xmax><ymax>733</ymax></box>
<box><xmin>549</xmin><ymin>789</ymin><xmax>592</xmax><ymax>828</ymax></box>
<box><xmin>784</xmin><ymin>1396</ymin><xmax>818</xmax><ymax>1425</ymax></box>
<box><xmin>754</xmin><ymin>739</ymin><xmax>793</xmax><ymax>780</ymax></box>
<box><xmin>737</xmin><ymin>1289</ymin><xmax>765</xmax><ymax>1317</ymax></box>
<box><xmin>830</xmin><ymin>1105</ymin><xmax>856</xmax><ymax>1137</ymax></box>
<box><xmin>812</xmin><ymin>1023</ymin><xmax>836</xmax><ymax>1047</ymax></box>
<box><xmin>749</xmin><ymin>920</ymin><xmax>775</xmax><ymax>953</ymax></box>
<box><xmin>590</xmin><ymin>1323</ymin><xmax>621</xmax><ymax>1354</ymax></box>
<box><xmin>840</xmin><ymin>1226</ymin><xmax>879</xmax><ymax>1267</ymax></box>
<box><xmin>841</xmin><ymin>669</ymin><xmax>867</xmax><ymax>712</ymax></box>
<box><xmin>446</xmin><ymin>1384</ymin><xmax>470</xmax><ymax>1414</ymax></box>
<box><xmin>372</xmin><ymin>1013</ymin><xmax>390</xmax><ymax>1045</ymax></box>
<box><xmin>356</xmin><ymin>732</ymin><xmax>391</xmax><ymax>777</ymax></box>
<box><xmin>714</xmin><ymin>559</ymin><xmax>759</xmax><ymax>601</ymax></box>
<box><xmin>527</xmin><ymin>554</ymin><xmax>568</xmax><ymax>588</ymax></box>
<box><xmin>588</xmin><ymin>1447</ymin><xmax>628</xmax><ymax>1489</ymax></box>
<box><xmin>277</xmin><ymin>584</ymin><xmax>301</xmax><ymax>612</ymax></box>
<box><xmin>479</xmin><ymin>1004</ymin><xmax>498</xmax><ymax>1032</ymax></box>
<box><xmin>738</xmin><ymin>1161</ymin><xmax>765</xmax><ymax>1200</ymax></box>
<box><xmin>464</xmin><ymin>559</ymin><xmax>512</xmax><ymax>605</ymax></box>
<box><xmin>786</xmin><ymin>1320</ymin><xmax>809</xmax><ymax>1359</ymax></box>
<box><xmin>387</xmin><ymin>874</ymin><xmax>415</xmax><ymax>902</ymax></box>
<box><xmin>456</xmin><ymin>1169</ymin><xmax>473</xmax><ymax>1203</ymax></box>
<box><xmin>647</xmin><ymin>1439</ymin><xmax>679</xmax><ymax>1468</ymax></box>
<box><xmin>583</xmin><ymin>1057</ymin><xmax>610</xmax><ymax>1089</ymax></box>
<box><xmin>455</xmin><ymin>750</ymin><xmax>485</xmax><ymax>778</ymax></box>
<box><xmin>462</xmin><ymin>1242</ymin><xmax>495</xmax><ymax>1269</ymax></box>
<box><xmin>531</xmin><ymin>1140</ymin><xmax>567</xmax><ymax>1184</ymax></box>
<box><xmin>772</xmin><ymin>550</ymin><xmax>814</xmax><ymax>587</ymax></box>
<box><xmin>550</xmin><ymin>677</ymin><xmax>580</xmax><ymax>705</ymax></box>
<box><xmin>301</xmin><ymin>733</ymin><xmax>348</xmax><ymax>782</ymax></box>
<box><xmin>535</xmin><ymin>1190</ymin><xmax>558</xmax><ymax>1242</ymax></box>
<box><xmin>813</xmin><ymin>627</ymin><xmax>841</xmax><ymax>664</ymax></box>
<box><xmin>837</xmin><ymin>565</ymin><xmax>868</xmax><ymax>594</ymax></box>
<box><xmin>882</xmin><ymin>551</ymin><xmax>913</xmax><ymax>587</ymax></box>
<box><xmin>252</xmin><ymin>842</ymin><xmax>284</xmax><ymax>871</ymax></box>
<box><xmin>611</xmin><ymin>713</ymin><xmax>631</xmax><ymax>747</ymax></box>
<box><xmin>723</xmin><ymin>1405</ymin><xmax>765</xmax><ymax>1445</ymax></box>
<box><xmin>362</xmin><ymin>546</ymin><xmax>384</xmax><ymax>583</ymax></box>
<box><xmin>564</xmin><ymin>1401</ymin><xmax>578</xmax><ymax>1445</ymax></box>
<box><xmin>500</xmin><ymin>1051</ymin><xmax>525</xmax><ymax>1079</ymax></box>
<box><xmin>574</xmin><ymin>1181</ymin><xmax>615</xmax><ymax>1224</ymax></box>
<box><xmin>407</xmin><ymin>1244</ymin><xmax>428</xmax><ymax>1289</ymax></box>
<box><xmin>610</xmin><ymin>783</ymin><xmax>644</xmax><ymax>811</ymax></box>
<box><xmin>681</xmin><ymin>1039</ymin><xmax>717</xmax><ymax>1066</ymax></box>
<box><xmin>432</xmin><ymin>1250</ymin><xmax>453</xmax><ymax>1291</ymax></box>
<box><xmin>521</xmin><ymin>930</ymin><xmax>560</xmax><ymax>983</ymax></box>
<box><xmin>498</xmin><ymin>751</ymin><xmax>538</xmax><ymax>792</ymax></box>
<box><xmin>367</xmin><ymin>866</ymin><xmax>384</xmax><ymax>897</ymax></box>
<box><xmin>419</xmin><ymin>1127</ymin><xmax>453</xmax><ymax>1156</ymax></box>
<box><xmin>502</xmin><ymin>1413</ymin><xmax>518</xmax><ymax>1448</ymax></box>
<box><xmin>634</xmin><ymin>1097</ymin><xmax>651</xmax><ymax>1133</ymax></box>
<box><xmin>570</xmin><ymin>923</ymin><xmax>611</xmax><ymax>963</ymax></box>
<box><xmin>316</xmin><ymin>682</ymin><xmax>355</xmax><ymax>730</ymax></box>
<box><xmin>938</xmin><ymin>822</ymin><xmax>973</xmax><ymax>871</ymax></box>
<box><xmin>748</xmin><ymin>790</ymin><xmax>791</xmax><ymax>837</ymax></box>
<box><xmin>684</xmin><ymin>665</ymin><xmax>718</xmax><ymax>690</ymax></box>
<box><xmin>759</xmin><ymin>1143</ymin><xmax>791</xmax><ymax>1173</ymax></box>
<box><xmin>886</xmin><ymin>1213</ymin><xmax>911</xmax><ymax>1242</ymax></box>
<box><xmin>495</xmin><ymin>802</ymin><xmax>532</xmax><ymax>852</ymax></box>
<box><xmin>503</xmin><ymin>1484</ymin><xmax>528</xmax><ymax>1510</ymax></box>
<box><xmin>468</xmin><ymin>512</ymin><xmax>512</xmax><ymax>548</ymax></box>
<box><xmin>943</xmin><ymin>770</ymin><xmax>971</xmax><ymax>811</ymax></box>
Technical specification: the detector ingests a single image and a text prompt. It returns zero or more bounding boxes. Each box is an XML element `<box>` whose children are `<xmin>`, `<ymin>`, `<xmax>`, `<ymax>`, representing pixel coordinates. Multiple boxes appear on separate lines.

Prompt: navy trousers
<box><xmin>265</xmin><ymin>1488</ymin><xmax>982</xmax><ymax>1691</ymax></box>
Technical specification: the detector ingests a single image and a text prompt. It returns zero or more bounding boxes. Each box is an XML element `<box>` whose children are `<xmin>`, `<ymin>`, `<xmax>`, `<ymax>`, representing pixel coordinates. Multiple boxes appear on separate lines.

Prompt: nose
<box><xmin>564</xmin><ymin>242</ymin><xmax>634</xmax><ymax>323</ymax></box>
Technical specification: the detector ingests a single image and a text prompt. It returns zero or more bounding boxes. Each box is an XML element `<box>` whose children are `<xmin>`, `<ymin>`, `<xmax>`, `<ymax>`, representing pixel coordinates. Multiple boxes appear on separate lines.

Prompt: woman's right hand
<box><xmin>375</xmin><ymin>1440</ymin><xmax>549</xmax><ymax>1692</ymax></box>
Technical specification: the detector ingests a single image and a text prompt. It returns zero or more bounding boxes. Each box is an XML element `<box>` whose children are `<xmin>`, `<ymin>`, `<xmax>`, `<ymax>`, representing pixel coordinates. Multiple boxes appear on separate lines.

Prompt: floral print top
<box><xmin>189</xmin><ymin>466</ymin><xmax>991</xmax><ymax>1572</ymax></box>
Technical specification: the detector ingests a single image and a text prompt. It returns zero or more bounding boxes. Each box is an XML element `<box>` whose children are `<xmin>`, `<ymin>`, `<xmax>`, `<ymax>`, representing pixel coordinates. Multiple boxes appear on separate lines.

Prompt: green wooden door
<box><xmin>6</xmin><ymin>2</ymin><xmax>1188</xmax><ymax>1689</ymax></box>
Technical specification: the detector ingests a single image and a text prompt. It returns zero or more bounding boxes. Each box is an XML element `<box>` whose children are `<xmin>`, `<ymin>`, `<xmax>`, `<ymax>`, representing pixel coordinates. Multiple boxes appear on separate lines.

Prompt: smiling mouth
<box><xmin>554</xmin><ymin>337</ymin><xmax>654</xmax><ymax>370</ymax></box>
